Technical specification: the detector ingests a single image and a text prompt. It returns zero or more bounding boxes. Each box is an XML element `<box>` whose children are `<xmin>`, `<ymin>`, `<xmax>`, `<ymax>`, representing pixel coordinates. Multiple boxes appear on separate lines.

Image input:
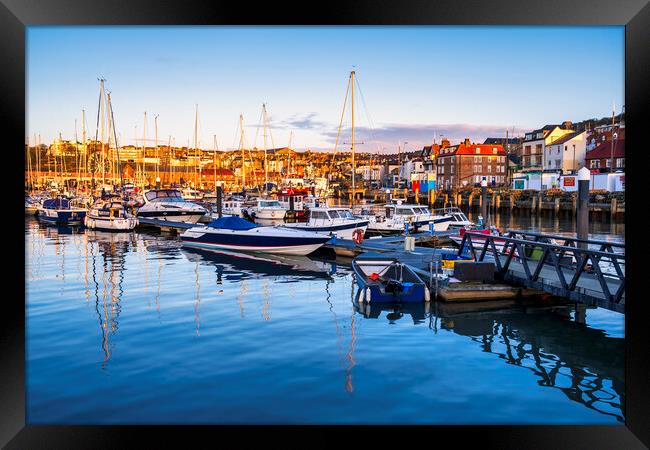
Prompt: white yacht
<box><xmin>280</xmin><ymin>207</ymin><xmax>369</xmax><ymax>240</ymax></box>
<box><xmin>85</xmin><ymin>196</ymin><xmax>138</xmax><ymax>232</ymax></box>
<box><xmin>434</xmin><ymin>207</ymin><xmax>475</xmax><ymax>229</ymax></box>
<box><xmin>136</xmin><ymin>189</ymin><xmax>207</xmax><ymax>223</ymax></box>
<box><xmin>245</xmin><ymin>198</ymin><xmax>286</xmax><ymax>221</ymax></box>
<box><xmin>358</xmin><ymin>202</ymin><xmax>453</xmax><ymax>235</ymax></box>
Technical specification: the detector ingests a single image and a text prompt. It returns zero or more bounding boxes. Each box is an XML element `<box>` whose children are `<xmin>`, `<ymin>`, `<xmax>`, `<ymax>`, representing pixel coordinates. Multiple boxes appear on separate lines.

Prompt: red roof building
<box><xmin>436</xmin><ymin>139</ymin><xmax>507</xmax><ymax>190</ymax></box>
<box><xmin>584</xmin><ymin>139</ymin><xmax>625</xmax><ymax>173</ymax></box>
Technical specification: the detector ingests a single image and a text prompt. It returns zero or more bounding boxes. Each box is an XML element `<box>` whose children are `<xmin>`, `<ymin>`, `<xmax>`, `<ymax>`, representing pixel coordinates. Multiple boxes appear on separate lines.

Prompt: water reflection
<box><xmin>180</xmin><ymin>247</ymin><xmax>336</xmax><ymax>281</ymax></box>
<box><xmin>87</xmin><ymin>231</ymin><xmax>134</xmax><ymax>369</ymax></box>
<box><xmin>353</xmin><ymin>297</ymin><xmax>624</xmax><ymax>422</ymax></box>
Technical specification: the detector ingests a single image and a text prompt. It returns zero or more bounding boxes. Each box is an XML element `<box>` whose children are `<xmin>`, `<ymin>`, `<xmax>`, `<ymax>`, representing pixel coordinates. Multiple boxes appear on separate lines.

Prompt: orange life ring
<box><xmin>352</xmin><ymin>228</ymin><xmax>364</xmax><ymax>245</ymax></box>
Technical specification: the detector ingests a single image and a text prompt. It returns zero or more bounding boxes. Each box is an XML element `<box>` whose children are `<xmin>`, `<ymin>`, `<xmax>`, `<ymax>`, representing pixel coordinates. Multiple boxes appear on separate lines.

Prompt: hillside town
<box><xmin>25</xmin><ymin>114</ymin><xmax>625</xmax><ymax>195</ymax></box>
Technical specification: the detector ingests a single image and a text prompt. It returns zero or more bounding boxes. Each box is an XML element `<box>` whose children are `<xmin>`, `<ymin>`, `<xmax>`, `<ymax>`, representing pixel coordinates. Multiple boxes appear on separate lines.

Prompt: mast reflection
<box><xmin>88</xmin><ymin>230</ymin><xmax>132</xmax><ymax>369</ymax></box>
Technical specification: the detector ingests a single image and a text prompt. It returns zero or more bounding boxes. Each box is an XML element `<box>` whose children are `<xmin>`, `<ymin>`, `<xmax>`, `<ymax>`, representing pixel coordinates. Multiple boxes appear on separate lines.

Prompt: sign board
<box><xmin>563</xmin><ymin>177</ymin><xmax>575</xmax><ymax>187</ymax></box>
<box><xmin>514</xmin><ymin>179</ymin><xmax>525</xmax><ymax>190</ymax></box>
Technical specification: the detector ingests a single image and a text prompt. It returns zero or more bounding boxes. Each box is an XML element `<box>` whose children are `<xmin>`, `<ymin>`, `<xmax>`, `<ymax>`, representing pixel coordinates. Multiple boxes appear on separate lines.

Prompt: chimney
<box><xmin>464</xmin><ymin>138</ymin><xmax>470</xmax><ymax>146</ymax></box>
<box><xmin>562</xmin><ymin>120</ymin><xmax>573</xmax><ymax>130</ymax></box>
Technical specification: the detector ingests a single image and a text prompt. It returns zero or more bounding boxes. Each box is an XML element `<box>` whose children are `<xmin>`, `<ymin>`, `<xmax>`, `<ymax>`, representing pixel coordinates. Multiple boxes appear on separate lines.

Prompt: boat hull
<box><xmin>181</xmin><ymin>227</ymin><xmax>330</xmax><ymax>256</ymax></box>
<box><xmin>37</xmin><ymin>208</ymin><xmax>87</xmax><ymax>225</ymax></box>
<box><xmin>84</xmin><ymin>215</ymin><xmax>138</xmax><ymax>232</ymax></box>
<box><xmin>136</xmin><ymin>210</ymin><xmax>204</xmax><ymax>224</ymax></box>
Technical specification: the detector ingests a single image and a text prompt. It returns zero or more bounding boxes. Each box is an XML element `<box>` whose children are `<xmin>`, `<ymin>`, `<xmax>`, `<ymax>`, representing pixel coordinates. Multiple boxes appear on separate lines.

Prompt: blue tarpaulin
<box><xmin>208</xmin><ymin>216</ymin><xmax>258</xmax><ymax>230</ymax></box>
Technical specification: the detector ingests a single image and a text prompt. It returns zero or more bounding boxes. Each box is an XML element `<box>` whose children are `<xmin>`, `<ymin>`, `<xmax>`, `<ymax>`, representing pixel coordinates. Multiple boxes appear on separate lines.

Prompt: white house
<box><xmin>521</xmin><ymin>124</ymin><xmax>574</xmax><ymax>172</ymax></box>
<box><xmin>545</xmin><ymin>131</ymin><xmax>587</xmax><ymax>173</ymax></box>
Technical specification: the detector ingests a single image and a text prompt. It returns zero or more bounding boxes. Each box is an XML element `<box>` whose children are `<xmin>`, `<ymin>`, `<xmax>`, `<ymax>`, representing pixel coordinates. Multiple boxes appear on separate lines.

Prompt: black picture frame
<box><xmin>3</xmin><ymin>1</ymin><xmax>648</xmax><ymax>447</ymax></box>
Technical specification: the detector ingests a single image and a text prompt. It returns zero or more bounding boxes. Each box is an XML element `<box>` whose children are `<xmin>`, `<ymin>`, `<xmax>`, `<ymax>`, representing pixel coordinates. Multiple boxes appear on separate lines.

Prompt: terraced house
<box><xmin>435</xmin><ymin>138</ymin><xmax>507</xmax><ymax>190</ymax></box>
<box><xmin>521</xmin><ymin>123</ymin><xmax>574</xmax><ymax>172</ymax></box>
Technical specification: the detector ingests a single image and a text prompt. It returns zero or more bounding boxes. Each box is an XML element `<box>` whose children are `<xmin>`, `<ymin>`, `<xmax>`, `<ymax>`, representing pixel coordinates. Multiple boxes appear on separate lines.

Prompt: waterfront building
<box><xmin>585</xmin><ymin>138</ymin><xmax>625</xmax><ymax>173</ymax></box>
<box><xmin>521</xmin><ymin>123</ymin><xmax>574</xmax><ymax>172</ymax></box>
<box><xmin>544</xmin><ymin>131</ymin><xmax>587</xmax><ymax>173</ymax></box>
<box><xmin>435</xmin><ymin>138</ymin><xmax>507</xmax><ymax>190</ymax></box>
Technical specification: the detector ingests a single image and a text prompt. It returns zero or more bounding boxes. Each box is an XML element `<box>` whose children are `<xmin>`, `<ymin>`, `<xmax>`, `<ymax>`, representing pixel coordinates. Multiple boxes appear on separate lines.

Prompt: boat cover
<box><xmin>208</xmin><ymin>216</ymin><xmax>258</xmax><ymax>230</ymax></box>
<box><xmin>43</xmin><ymin>198</ymin><xmax>70</xmax><ymax>209</ymax></box>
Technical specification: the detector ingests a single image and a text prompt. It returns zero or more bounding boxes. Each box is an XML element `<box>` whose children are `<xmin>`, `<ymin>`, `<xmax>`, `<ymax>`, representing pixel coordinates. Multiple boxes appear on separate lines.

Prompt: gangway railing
<box><xmin>457</xmin><ymin>231</ymin><xmax>625</xmax><ymax>307</ymax></box>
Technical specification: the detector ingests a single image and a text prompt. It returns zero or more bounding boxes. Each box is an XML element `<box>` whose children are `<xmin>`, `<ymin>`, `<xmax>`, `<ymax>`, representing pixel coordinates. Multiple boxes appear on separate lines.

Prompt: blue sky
<box><xmin>27</xmin><ymin>26</ymin><xmax>624</xmax><ymax>153</ymax></box>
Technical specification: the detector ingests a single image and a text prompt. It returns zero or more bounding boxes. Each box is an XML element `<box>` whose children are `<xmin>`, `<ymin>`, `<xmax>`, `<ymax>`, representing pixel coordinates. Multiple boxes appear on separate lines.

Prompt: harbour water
<box><xmin>25</xmin><ymin>213</ymin><xmax>624</xmax><ymax>424</ymax></box>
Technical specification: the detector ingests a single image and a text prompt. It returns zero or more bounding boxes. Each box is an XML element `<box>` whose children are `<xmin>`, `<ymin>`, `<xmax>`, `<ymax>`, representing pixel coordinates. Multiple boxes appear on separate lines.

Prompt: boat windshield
<box><xmin>260</xmin><ymin>200</ymin><xmax>281</xmax><ymax>208</ymax></box>
<box><xmin>146</xmin><ymin>190</ymin><xmax>184</xmax><ymax>202</ymax></box>
<box><xmin>331</xmin><ymin>209</ymin><xmax>354</xmax><ymax>219</ymax></box>
<box><xmin>395</xmin><ymin>207</ymin><xmax>414</xmax><ymax>216</ymax></box>
<box><xmin>415</xmin><ymin>207</ymin><xmax>430</xmax><ymax>215</ymax></box>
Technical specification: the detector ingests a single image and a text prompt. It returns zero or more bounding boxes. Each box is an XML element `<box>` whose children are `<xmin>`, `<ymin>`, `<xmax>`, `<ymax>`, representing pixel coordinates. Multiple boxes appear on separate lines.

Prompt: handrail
<box><xmin>462</xmin><ymin>232</ymin><xmax>625</xmax><ymax>261</ymax></box>
<box><xmin>457</xmin><ymin>231</ymin><xmax>626</xmax><ymax>305</ymax></box>
<box><xmin>504</xmin><ymin>230</ymin><xmax>625</xmax><ymax>250</ymax></box>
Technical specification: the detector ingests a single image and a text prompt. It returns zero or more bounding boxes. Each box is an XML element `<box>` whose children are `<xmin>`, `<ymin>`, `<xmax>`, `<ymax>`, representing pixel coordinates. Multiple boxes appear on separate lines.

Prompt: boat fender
<box><xmin>358</xmin><ymin>288</ymin><xmax>365</xmax><ymax>303</ymax></box>
<box><xmin>424</xmin><ymin>288</ymin><xmax>431</xmax><ymax>303</ymax></box>
<box><xmin>365</xmin><ymin>287</ymin><xmax>372</xmax><ymax>303</ymax></box>
<box><xmin>352</xmin><ymin>229</ymin><xmax>364</xmax><ymax>245</ymax></box>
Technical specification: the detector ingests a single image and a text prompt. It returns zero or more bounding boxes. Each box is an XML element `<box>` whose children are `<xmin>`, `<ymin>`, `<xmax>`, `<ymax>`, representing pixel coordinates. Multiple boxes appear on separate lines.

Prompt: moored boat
<box><xmin>136</xmin><ymin>189</ymin><xmax>207</xmax><ymax>223</ymax></box>
<box><xmin>280</xmin><ymin>206</ymin><xmax>368</xmax><ymax>240</ymax></box>
<box><xmin>352</xmin><ymin>253</ymin><xmax>429</xmax><ymax>303</ymax></box>
<box><xmin>180</xmin><ymin>215</ymin><xmax>331</xmax><ymax>256</ymax></box>
<box><xmin>84</xmin><ymin>196</ymin><xmax>138</xmax><ymax>231</ymax></box>
<box><xmin>37</xmin><ymin>197</ymin><xmax>87</xmax><ymax>225</ymax></box>
<box><xmin>358</xmin><ymin>202</ymin><xmax>453</xmax><ymax>235</ymax></box>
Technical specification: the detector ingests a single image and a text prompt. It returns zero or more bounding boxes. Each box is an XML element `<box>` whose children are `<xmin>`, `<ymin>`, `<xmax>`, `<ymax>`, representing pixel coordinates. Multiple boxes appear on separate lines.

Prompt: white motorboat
<box><xmin>136</xmin><ymin>189</ymin><xmax>207</xmax><ymax>223</ymax></box>
<box><xmin>180</xmin><ymin>216</ymin><xmax>331</xmax><ymax>256</ymax></box>
<box><xmin>357</xmin><ymin>202</ymin><xmax>454</xmax><ymax>234</ymax></box>
<box><xmin>433</xmin><ymin>207</ymin><xmax>475</xmax><ymax>229</ymax></box>
<box><xmin>245</xmin><ymin>198</ymin><xmax>287</xmax><ymax>221</ymax></box>
<box><xmin>280</xmin><ymin>207</ymin><xmax>368</xmax><ymax>240</ymax></box>
<box><xmin>84</xmin><ymin>196</ymin><xmax>138</xmax><ymax>231</ymax></box>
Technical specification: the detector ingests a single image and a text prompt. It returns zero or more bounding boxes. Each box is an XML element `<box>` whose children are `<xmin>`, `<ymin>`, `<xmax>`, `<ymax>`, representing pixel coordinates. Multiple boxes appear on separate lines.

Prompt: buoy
<box><xmin>352</xmin><ymin>228</ymin><xmax>364</xmax><ymax>245</ymax></box>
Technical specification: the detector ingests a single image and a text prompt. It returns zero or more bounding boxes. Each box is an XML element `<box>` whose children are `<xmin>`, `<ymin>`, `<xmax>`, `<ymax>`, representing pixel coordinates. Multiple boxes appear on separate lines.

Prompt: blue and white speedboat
<box><xmin>37</xmin><ymin>197</ymin><xmax>87</xmax><ymax>225</ymax></box>
<box><xmin>180</xmin><ymin>216</ymin><xmax>331</xmax><ymax>256</ymax></box>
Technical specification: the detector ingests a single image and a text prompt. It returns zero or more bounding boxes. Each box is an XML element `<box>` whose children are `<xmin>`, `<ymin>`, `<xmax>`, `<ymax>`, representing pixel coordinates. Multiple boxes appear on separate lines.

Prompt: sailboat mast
<box><xmin>263</xmin><ymin>103</ymin><xmax>268</xmax><ymax>193</ymax></box>
<box><xmin>107</xmin><ymin>92</ymin><xmax>124</xmax><ymax>188</ymax></box>
<box><xmin>350</xmin><ymin>70</ymin><xmax>356</xmax><ymax>209</ymax></box>
<box><xmin>194</xmin><ymin>104</ymin><xmax>199</xmax><ymax>189</ymax></box>
<box><xmin>213</xmin><ymin>134</ymin><xmax>217</xmax><ymax>190</ymax></box>
<box><xmin>155</xmin><ymin>114</ymin><xmax>159</xmax><ymax>182</ymax></box>
<box><xmin>142</xmin><ymin>111</ymin><xmax>147</xmax><ymax>190</ymax></box>
<box><xmin>82</xmin><ymin>109</ymin><xmax>86</xmax><ymax>190</ymax></box>
<box><xmin>75</xmin><ymin>119</ymin><xmax>80</xmax><ymax>191</ymax></box>
<box><xmin>240</xmin><ymin>114</ymin><xmax>245</xmax><ymax>190</ymax></box>
<box><xmin>99</xmin><ymin>78</ymin><xmax>106</xmax><ymax>188</ymax></box>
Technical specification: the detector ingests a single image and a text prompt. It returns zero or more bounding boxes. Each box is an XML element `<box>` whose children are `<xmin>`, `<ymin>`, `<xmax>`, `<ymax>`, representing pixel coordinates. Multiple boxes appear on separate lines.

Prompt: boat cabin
<box><xmin>309</xmin><ymin>207</ymin><xmax>355</xmax><ymax>222</ymax></box>
<box><xmin>384</xmin><ymin>204</ymin><xmax>431</xmax><ymax>218</ymax></box>
<box><xmin>257</xmin><ymin>199</ymin><xmax>283</xmax><ymax>209</ymax></box>
<box><xmin>144</xmin><ymin>189</ymin><xmax>185</xmax><ymax>203</ymax></box>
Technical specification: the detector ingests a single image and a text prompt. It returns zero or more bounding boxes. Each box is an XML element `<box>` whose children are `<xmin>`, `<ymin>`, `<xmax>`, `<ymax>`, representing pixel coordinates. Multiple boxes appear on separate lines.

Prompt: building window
<box><xmin>487</xmin><ymin>165</ymin><xmax>491</xmax><ymax>173</ymax></box>
<box><xmin>616</xmin><ymin>158</ymin><xmax>625</xmax><ymax>168</ymax></box>
<box><xmin>606</xmin><ymin>159</ymin><xmax>611</xmax><ymax>168</ymax></box>
<box><xmin>492</xmin><ymin>148</ymin><xmax>497</xmax><ymax>154</ymax></box>
<box><xmin>475</xmin><ymin>148</ymin><xmax>480</xmax><ymax>154</ymax></box>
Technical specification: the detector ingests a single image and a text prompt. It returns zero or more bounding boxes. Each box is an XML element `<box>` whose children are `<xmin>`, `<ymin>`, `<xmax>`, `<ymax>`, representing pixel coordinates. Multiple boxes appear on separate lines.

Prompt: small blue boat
<box><xmin>352</xmin><ymin>252</ymin><xmax>428</xmax><ymax>303</ymax></box>
<box><xmin>37</xmin><ymin>197</ymin><xmax>87</xmax><ymax>225</ymax></box>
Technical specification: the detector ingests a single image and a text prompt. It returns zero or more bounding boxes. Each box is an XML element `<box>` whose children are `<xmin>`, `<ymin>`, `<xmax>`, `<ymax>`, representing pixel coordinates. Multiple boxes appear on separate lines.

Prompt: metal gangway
<box><xmin>457</xmin><ymin>230</ymin><xmax>625</xmax><ymax>313</ymax></box>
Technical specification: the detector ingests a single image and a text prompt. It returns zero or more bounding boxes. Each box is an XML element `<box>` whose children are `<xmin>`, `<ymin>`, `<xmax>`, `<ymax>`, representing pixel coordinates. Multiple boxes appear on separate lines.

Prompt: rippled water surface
<box><xmin>25</xmin><ymin>214</ymin><xmax>625</xmax><ymax>424</ymax></box>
